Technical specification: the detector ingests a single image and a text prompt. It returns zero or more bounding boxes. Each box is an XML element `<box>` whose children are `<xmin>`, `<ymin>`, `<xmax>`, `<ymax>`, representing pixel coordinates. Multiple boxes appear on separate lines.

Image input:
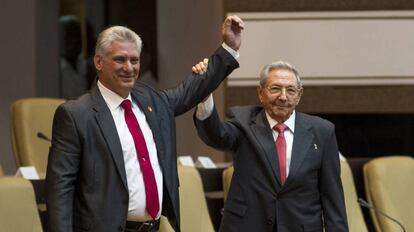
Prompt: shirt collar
<box><xmin>97</xmin><ymin>80</ymin><xmax>132</xmax><ymax>111</ymax></box>
<box><xmin>265</xmin><ymin>110</ymin><xmax>296</xmax><ymax>133</ymax></box>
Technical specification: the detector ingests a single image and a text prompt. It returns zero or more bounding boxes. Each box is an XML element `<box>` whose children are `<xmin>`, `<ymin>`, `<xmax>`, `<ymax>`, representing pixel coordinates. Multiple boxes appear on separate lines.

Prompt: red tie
<box><xmin>121</xmin><ymin>99</ymin><xmax>159</xmax><ymax>219</ymax></box>
<box><xmin>274</xmin><ymin>123</ymin><xmax>287</xmax><ymax>185</ymax></box>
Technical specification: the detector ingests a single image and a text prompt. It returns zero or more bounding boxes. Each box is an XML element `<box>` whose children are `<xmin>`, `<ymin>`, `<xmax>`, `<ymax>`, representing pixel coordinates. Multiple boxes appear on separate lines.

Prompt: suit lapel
<box><xmin>284</xmin><ymin>113</ymin><xmax>313</xmax><ymax>188</ymax></box>
<box><xmin>251</xmin><ymin>111</ymin><xmax>282</xmax><ymax>188</ymax></box>
<box><xmin>131</xmin><ymin>89</ymin><xmax>166</xmax><ymax>171</ymax></box>
<box><xmin>91</xmin><ymin>86</ymin><xmax>128</xmax><ymax>190</ymax></box>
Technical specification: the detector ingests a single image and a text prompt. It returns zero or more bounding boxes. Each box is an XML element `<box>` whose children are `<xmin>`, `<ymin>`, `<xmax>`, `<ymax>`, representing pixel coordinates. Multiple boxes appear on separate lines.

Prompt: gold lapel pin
<box><xmin>147</xmin><ymin>106</ymin><xmax>153</xmax><ymax>112</ymax></box>
<box><xmin>314</xmin><ymin>144</ymin><xmax>318</xmax><ymax>150</ymax></box>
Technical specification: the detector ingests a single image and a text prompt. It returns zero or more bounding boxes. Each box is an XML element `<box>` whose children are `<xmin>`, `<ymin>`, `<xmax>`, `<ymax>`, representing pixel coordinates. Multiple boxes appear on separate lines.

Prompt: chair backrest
<box><xmin>223</xmin><ymin>162</ymin><xmax>368</xmax><ymax>231</ymax></box>
<box><xmin>0</xmin><ymin>164</ymin><xmax>4</xmax><ymax>176</ymax></box>
<box><xmin>177</xmin><ymin>166</ymin><xmax>214</xmax><ymax>232</ymax></box>
<box><xmin>364</xmin><ymin>156</ymin><xmax>414</xmax><ymax>232</ymax></box>
<box><xmin>340</xmin><ymin>160</ymin><xmax>368</xmax><ymax>232</ymax></box>
<box><xmin>0</xmin><ymin>177</ymin><xmax>43</xmax><ymax>232</ymax></box>
<box><xmin>222</xmin><ymin>166</ymin><xmax>234</xmax><ymax>202</ymax></box>
<box><xmin>11</xmin><ymin>98</ymin><xmax>65</xmax><ymax>174</ymax></box>
<box><xmin>158</xmin><ymin>216</ymin><xmax>174</xmax><ymax>232</ymax></box>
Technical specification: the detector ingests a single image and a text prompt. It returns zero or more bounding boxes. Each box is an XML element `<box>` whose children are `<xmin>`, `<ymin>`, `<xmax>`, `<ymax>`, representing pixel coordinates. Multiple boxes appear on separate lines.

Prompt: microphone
<box><xmin>357</xmin><ymin>198</ymin><xmax>406</xmax><ymax>232</ymax></box>
<box><xmin>37</xmin><ymin>132</ymin><xmax>51</xmax><ymax>142</ymax></box>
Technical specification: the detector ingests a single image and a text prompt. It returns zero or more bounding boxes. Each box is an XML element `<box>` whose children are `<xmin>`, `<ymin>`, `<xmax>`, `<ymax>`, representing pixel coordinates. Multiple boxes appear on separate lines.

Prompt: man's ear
<box><xmin>94</xmin><ymin>54</ymin><xmax>103</xmax><ymax>71</ymax></box>
<box><xmin>296</xmin><ymin>88</ymin><xmax>304</xmax><ymax>104</ymax></box>
<box><xmin>257</xmin><ymin>85</ymin><xmax>264</xmax><ymax>103</ymax></box>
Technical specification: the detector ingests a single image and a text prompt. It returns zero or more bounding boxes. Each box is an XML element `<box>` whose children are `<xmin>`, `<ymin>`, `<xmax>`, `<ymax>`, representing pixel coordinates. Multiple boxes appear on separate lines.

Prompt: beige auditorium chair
<box><xmin>364</xmin><ymin>156</ymin><xmax>414</xmax><ymax>232</ymax></box>
<box><xmin>11</xmin><ymin>98</ymin><xmax>65</xmax><ymax>175</ymax></box>
<box><xmin>222</xmin><ymin>165</ymin><xmax>234</xmax><ymax>202</ymax></box>
<box><xmin>0</xmin><ymin>176</ymin><xmax>43</xmax><ymax>232</ymax></box>
<box><xmin>161</xmin><ymin>166</ymin><xmax>215</xmax><ymax>232</ymax></box>
<box><xmin>223</xmin><ymin>162</ymin><xmax>368</xmax><ymax>231</ymax></box>
<box><xmin>158</xmin><ymin>216</ymin><xmax>174</xmax><ymax>232</ymax></box>
<box><xmin>340</xmin><ymin>160</ymin><xmax>368</xmax><ymax>232</ymax></box>
<box><xmin>178</xmin><ymin>166</ymin><xmax>214</xmax><ymax>232</ymax></box>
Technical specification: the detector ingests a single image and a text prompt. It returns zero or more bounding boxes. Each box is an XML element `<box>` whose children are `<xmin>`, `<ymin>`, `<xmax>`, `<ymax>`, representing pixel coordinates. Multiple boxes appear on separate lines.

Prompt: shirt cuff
<box><xmin>222</xmin><ymin>43</ymin><xmax>240</xmax><ymax>60</ymax></box>
<box><xmin>196</xmin><ymin>94</ymin><xmax>214</xmax><ymax>120</ymax></box>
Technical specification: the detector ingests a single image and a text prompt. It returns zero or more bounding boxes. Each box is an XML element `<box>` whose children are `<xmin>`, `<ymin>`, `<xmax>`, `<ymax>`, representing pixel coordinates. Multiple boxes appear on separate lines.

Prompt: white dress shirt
<box><xmin>196</xmin><ymin>95</ymin><xmax>296</xmax><ymax>177</ymax></box>
<box><xmin>265</xmin><ymin>111</ymin><xmax>296</xmax><ymax>177</ymax></box>
<box><xmin>98</xmin><ymin>81</ymin><xmax>163</xmax><ymax>221</ymax></box>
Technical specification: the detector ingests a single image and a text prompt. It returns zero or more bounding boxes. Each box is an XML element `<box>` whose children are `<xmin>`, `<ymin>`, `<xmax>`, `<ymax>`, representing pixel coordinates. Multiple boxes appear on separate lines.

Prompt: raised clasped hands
<box><xmin>222</xmin><ymin>15</ymin><xmax>244</xmax><ymax>51</ymax></box>
<box><xmin>191</xmin><ymin>15</ymin><xmax>244</xmax><ymax>75</ymax></box>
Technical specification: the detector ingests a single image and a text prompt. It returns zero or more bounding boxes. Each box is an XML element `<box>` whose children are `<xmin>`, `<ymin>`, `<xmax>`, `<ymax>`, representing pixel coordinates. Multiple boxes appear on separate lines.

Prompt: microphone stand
<box><xmin>358</xmin><ymin>198</ymin><xmax>406</xmax><ymax>232</ymax></box>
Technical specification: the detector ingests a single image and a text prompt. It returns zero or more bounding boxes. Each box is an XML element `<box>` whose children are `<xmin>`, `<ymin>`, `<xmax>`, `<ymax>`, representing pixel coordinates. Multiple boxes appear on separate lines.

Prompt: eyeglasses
<box><xmin>266</xmin><ymin>86</ymin><xmax>301</xmax><ymax>97</ymax></box>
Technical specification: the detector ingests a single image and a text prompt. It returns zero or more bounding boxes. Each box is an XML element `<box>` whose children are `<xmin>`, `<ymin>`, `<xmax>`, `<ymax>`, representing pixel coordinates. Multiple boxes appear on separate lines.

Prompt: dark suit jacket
<box><xmin>45</xmin><ymin>47</ymin><xmax>239</xmax><ymax>232</ymax></box>
<box><xmin>194</xmin><ymin>105</ymin><xmax>348</xmax><ymax>232</ymax></box>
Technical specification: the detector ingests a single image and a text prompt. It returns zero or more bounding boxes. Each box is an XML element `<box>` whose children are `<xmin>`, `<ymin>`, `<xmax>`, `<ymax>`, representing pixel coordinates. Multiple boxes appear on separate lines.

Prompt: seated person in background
<box><xmin>59</xmin><ymin>15</ymin><xmax>88</xmax><ymax>99</ymax></box>
<box><xmin>139</xmin><ymin>38</ymin><xmax>158</xmax><ymax>88</ymax></box>
<box><xmin>193</xmin><ymin>60</ymin><xmax>348</xmax><ymax>232</ymax></box>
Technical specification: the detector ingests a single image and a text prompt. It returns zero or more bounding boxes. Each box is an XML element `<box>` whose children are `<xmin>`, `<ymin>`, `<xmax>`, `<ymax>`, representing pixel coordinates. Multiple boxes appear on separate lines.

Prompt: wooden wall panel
<box><xmin>226</xmin><ymin>85</ymin><xmax>414</xmax><ymax>113</ymax></box>
<box><xmin>225</xmin><ymin>0</ymin><xmax>414</xmax><ymax>12</ymax></box>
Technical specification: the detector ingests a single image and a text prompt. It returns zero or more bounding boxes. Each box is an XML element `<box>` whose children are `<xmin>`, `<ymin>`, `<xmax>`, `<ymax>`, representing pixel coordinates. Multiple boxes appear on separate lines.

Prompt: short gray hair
<box><xmin>95</xmin><ymin>26</ymin><xmax>142</xmax><ymax>56</ymax></box>
<box><xmin>259</xmin><ymin>61</ymin><xmax>302</xmax><ymax>88</ymax></box>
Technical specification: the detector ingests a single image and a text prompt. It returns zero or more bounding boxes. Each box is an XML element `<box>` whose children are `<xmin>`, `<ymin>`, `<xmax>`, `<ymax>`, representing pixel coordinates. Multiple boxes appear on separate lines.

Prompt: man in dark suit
<box><xmin>194</xmin><ymin>61</ymin><xmax>348</xmax><ymax>232</ymax></box>
<box><xmin>46</xmin><ymin>16</ymin><xmax>244</xmax><ymax>232</ymax></box>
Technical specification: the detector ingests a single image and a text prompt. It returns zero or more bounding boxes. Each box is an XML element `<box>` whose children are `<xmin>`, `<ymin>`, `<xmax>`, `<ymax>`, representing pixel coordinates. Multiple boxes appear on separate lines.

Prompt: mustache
<box><xmin>273</xmin><ymin>101</ymin><xmax>289</xmax><ymax>107</ymax></box>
